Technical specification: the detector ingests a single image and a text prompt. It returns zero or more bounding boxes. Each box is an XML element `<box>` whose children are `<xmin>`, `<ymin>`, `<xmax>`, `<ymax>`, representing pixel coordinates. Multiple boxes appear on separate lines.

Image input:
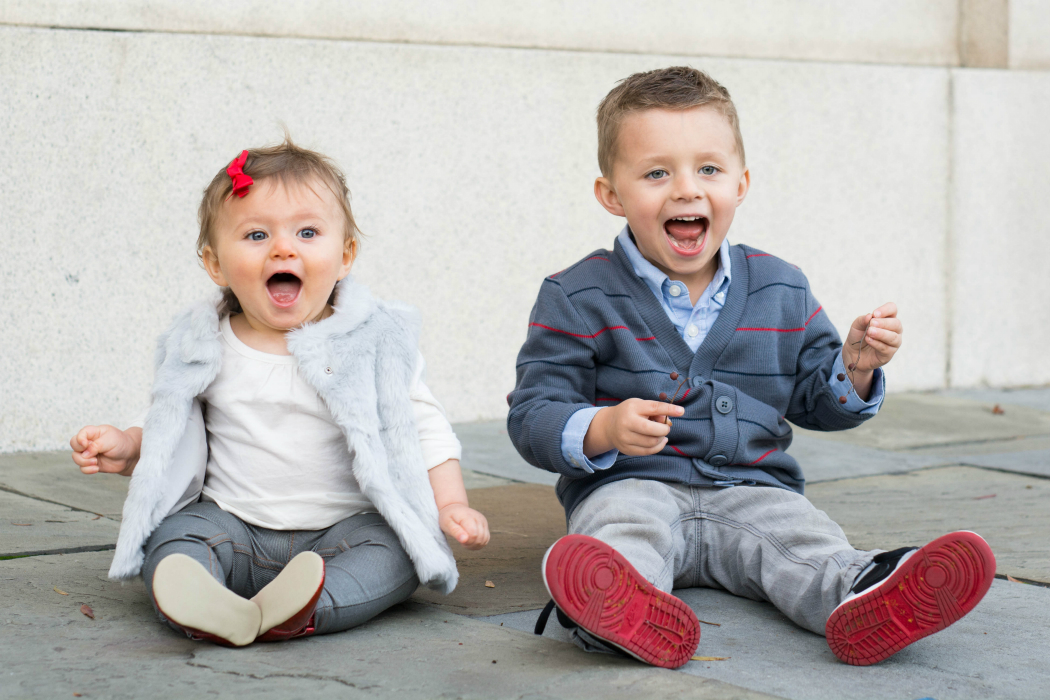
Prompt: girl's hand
<box><xmin>439</xmin><ymin>504</ymin><xmax>490</xmax><ymax>550</ymax></box>
<box><xmin>70</xmin><ymin>425</ymin><xmax>142</xmax><ymax>476</ymax></box>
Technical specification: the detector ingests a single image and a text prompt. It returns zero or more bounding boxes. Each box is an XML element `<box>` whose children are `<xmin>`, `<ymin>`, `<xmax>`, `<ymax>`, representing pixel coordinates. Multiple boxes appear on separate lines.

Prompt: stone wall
<box><xmin>2</xmin><ymin>1</ymin><xmax>1047</xmax><ymax>450</ymax></box>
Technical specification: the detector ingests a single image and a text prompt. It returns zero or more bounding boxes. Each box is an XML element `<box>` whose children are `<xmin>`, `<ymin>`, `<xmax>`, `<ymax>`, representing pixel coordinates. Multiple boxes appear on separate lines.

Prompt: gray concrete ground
<box><xmin>2</xmin><ymin>388</ymin><xmax>1049</xmax><ymax>699</ymax></box>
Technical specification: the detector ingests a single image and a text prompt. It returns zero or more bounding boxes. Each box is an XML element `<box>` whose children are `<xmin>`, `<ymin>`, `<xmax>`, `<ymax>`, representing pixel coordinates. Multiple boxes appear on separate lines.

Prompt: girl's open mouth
<box><xmin>266</xmin><ymin>272</ymin><xmax>302</xmax><ymax>307</ymax></box>
<box><xmin>664</xmin><ymin>216</ymin><xmax>709</xmax><ymax>257</ymax></box>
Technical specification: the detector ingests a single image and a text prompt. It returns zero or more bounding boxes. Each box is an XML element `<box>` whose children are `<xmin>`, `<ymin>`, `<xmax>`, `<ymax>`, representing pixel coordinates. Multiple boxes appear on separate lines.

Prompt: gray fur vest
<box><xmin>109</xmin><ymin>278</ymin><xmax>459</xmax><ymax>594</ymax></box>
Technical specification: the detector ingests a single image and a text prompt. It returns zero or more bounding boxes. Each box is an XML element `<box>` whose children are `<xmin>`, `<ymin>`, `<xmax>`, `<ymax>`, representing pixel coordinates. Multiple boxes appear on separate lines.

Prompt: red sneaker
<box><xmin>152</xmin><ymin>554</ymin><xmax>262</xmax><ymax>647</ymax></box>
<box><xmin>253</xmin><ymin>551</ymin><xmax>326</xmax><ymax>642</ymax></box>
<box><xmin>826</xmin><ymin>531</ymin><xmax>995</xmax><ymax>666</ymax></box>
<box><xmin>540</xmin><ymin>534</ymin><xmax>699</xmax><ymax>668</ymax></box>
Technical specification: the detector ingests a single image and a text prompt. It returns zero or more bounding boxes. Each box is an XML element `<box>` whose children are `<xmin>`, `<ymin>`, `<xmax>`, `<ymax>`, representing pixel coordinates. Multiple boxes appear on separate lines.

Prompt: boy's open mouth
<box><xmin>664</xmin><ymin>216</ymin><xmax>709</xmax><ymax>257</ymax></box>
<box><xmin>266</xmin><ymin>272</ymin><xmax>302</xmax><ymax>307</ymax></box>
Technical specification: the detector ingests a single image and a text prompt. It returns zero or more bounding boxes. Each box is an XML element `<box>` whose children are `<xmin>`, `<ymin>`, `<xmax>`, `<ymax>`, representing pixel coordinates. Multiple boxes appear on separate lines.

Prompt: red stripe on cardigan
<box><xmin>670</xmin><ymin>445</ymin><xmax>689</xmax><ymax>457</ymax></box>
<box><xmin>737</xmin><ymin>306</ymin><xmax>821</xmax><ymax>334</ymax></box>
<box><xmin>746</xmin><ymin>449</ymin><xmax>777</xmax><ymax>466</ymax></box>
<box><xmin>530</xmin><ymin>323</ymin><xmax>653</xmax><ymax>341</ymax></box>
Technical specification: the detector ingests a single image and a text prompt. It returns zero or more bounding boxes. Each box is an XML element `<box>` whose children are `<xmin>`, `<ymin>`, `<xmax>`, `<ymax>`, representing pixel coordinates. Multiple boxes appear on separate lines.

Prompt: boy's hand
<box><xmin>70</xmin><ymin>425</ymin><xmax>141</xmax><ymax>476</ymax></box>
<box><xmin>584</xmin><ymin>399</ymin><xmax>684</xmax><ymax>458</ymax></box>
<box><xmin>842</xmin><ymin>302</ymin><xmax>903</xmax><ymax>400</ymax></box>
<box><xmin>439</xmin><ymin>504</ymin><xmax>490</xmax><ymax>550</ymax></box>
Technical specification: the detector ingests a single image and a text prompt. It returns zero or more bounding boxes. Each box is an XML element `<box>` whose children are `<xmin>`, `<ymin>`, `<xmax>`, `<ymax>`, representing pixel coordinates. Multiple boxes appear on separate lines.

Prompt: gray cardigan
<box><xmin>109</xmin><ymin>278</ymin><xmax>458</xmax><ymax>594</ymax></box>
<box><xmin>508</xmin><ymin>238</ymin><xmax>871</xmax><ymax>518</ymax></box>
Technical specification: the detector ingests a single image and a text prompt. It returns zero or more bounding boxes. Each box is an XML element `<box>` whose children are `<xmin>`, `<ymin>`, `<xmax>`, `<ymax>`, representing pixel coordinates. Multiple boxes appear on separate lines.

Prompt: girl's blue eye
<box><xmin>646</xmin><ymin>170</ymin><xmax>668</xmax><ymax>180</ymax></box>
<box><xmin>248</xmin><ymin>230</ymin><xmax>267</xmax><ymax>241</ymax></box>
<box><xmin>700</xmin><ymin>166</ymin><xmax>718</xmax><ymax>176</ymax></box>
<box><xmin>299</xmin><ymin>228</ymin><xmax>317</xmax><ymax>239</ymax></box>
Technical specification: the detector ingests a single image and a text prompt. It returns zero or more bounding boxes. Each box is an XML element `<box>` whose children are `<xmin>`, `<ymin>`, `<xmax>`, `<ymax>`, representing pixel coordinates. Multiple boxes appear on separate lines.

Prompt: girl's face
<box><xmin>202</xmin><ymin>177</ymin><xmax>355</xmax><ymax>337</ymax></box>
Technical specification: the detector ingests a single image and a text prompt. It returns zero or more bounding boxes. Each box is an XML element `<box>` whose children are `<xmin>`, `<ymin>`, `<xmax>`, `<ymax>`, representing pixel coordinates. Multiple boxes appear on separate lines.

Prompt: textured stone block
<box><xmin>0</xmin><ymin>27</ymin><xmax>950</xmax><ymax>450</ymax></box>
<box><xmin>950</xmin><ymin>69</ymin><xmax>1050</xmax><ymax>388</ymax></box>
<box><xmin>0</xmin><ymin>0</ymin><xmax>962</xmax><ymax>66</ymax></box>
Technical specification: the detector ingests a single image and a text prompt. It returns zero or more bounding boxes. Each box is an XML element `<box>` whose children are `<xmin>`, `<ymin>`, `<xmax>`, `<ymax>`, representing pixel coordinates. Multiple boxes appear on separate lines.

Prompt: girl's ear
<box><xmin>337</xmin><ymin>238</ymin><xmax>357</xmax><ymax>280</ymax></box>
<box><xmin>201</xmin><ymin>245</ymin><xmax>229</xmax><ymax>287</ymax></box>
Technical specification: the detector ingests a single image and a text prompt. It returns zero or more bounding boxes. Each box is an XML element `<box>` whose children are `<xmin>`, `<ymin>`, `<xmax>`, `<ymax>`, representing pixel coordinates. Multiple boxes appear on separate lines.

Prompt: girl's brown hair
<box><xmin>198</xmin><ymin>136</ymin><xmax>361</xmax><ymax>316</ymax></box>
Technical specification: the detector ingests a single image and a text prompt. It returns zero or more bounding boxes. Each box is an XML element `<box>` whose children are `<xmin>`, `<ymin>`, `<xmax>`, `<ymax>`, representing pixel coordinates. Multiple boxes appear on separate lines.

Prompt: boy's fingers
<box><xmin>872</xmin><ymin>302</ymin><xmax>897</xmax><ymax>319</ymax></box>
<box><xmin>638</xmin><ymin>401</ymin><xmax>685</xmax><ymax>417</ymax></box>
<box><xmin>870</xmin><ymin>317</ymin><xmax>903</xmax><ymax>334</ymax></box>
<box><xmin>630</xmin><ymin>417</ymin><xmax>671</xmax><ymax>438</ymax></box>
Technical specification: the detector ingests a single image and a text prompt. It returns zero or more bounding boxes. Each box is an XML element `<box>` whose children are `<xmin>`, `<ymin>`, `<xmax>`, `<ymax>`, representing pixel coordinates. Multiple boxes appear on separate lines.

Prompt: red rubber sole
<box><xmin>826</xmin><ymin>531</ymin><xmax>995</xmax><ymax>666</ymax></box>
<box><xmin>543</xmin><ymin>534</ymin><xmax>699</xmax><ymax>668</ymax></box>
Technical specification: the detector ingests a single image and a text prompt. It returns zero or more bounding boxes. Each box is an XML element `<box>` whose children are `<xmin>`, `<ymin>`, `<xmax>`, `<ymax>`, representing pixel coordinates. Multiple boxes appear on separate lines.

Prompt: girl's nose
<box><xmin>269</xmin><ymin>234</ymin><xmax>297</xmax><ymax>259</ymax></box>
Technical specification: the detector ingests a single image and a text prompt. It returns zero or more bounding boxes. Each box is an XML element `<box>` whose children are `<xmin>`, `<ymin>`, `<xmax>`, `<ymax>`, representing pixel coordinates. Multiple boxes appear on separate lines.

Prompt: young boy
<box><xmin>508</xmin><ymin>67</ymin><xmax>994</xmax><ymax>668</ymax></box>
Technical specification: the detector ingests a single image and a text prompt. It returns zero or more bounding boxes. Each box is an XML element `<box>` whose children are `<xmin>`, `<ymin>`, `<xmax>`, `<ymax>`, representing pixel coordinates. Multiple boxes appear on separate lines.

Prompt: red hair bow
<box><xmin>226</xmin><ymin>150</ymin><xmax>254</xmax><ymax>198</ymax></box>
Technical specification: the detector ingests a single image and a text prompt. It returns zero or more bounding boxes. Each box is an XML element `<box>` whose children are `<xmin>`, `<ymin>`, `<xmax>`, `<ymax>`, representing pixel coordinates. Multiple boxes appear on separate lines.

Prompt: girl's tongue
<box><xmin>267</xmin><ymin>273</ymin><xmax>302</xmax><ymax>306</ymax></box>
<box><xmin>665</xmin><ymin>219</ymin><xmax>707</xmax><ymax>252</ymax></box>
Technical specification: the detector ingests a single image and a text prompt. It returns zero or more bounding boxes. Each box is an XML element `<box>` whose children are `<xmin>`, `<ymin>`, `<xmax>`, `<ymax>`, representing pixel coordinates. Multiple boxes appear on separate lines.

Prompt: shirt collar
<box><xmin>617</xmin><ymin>225</ymin><xmax>732</xmax><ymax>301</ymax></box>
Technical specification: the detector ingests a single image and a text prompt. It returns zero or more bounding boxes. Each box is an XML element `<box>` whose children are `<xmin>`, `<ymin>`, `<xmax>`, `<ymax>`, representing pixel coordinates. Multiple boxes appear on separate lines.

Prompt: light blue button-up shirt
<box><xmin>560</xmin><ymin>229</ymin><xmax>885</xmax><ymax>473</ymax></box>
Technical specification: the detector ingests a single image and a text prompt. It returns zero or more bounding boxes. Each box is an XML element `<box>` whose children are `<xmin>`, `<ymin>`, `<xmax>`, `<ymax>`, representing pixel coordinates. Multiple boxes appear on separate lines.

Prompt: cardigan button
<box><xmin>716</xmin><ymin>396</ymin><xmax>734</xmax><ymax>414</ymax></box>
<box><xmin>692</xmin><ymin>377</ymin><xmax>703</xmax><ymax>388</ymax></box>
<box><xmin>709</xmin><ymin>454</ymin><xmax>728</xmax><ymax>467</ymax></box>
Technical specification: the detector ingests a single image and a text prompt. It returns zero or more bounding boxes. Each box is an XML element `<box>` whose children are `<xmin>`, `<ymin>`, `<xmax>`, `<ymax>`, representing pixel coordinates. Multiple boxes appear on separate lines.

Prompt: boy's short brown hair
<box><xmin>597</xmin><ymin>66</ymin><xmax>745</xmax><ymax>177</ymax></box>
<box><xmin>197</xmin><ymin>135</ymin><xmax>361</xmax><ymax>315</ymax></box>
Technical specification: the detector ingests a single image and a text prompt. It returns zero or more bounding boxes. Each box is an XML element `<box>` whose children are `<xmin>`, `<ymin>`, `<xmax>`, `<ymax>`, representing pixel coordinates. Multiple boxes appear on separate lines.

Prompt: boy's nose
<box><xmin>672</xmin><ymin>175</ymin><xmax>705</xmax><ymax>201</ymax></box>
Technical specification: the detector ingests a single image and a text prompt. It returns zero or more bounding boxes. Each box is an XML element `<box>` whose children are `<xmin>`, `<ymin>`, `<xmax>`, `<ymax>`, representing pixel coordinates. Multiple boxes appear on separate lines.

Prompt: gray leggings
<box><xmin>142</xmin><ymin>502</ymin><xmax>419</xmax><ymax>636</ymax></box>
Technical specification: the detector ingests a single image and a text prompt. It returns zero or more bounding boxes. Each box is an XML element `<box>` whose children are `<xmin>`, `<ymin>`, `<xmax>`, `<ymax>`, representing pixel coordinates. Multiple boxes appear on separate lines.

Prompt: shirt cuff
<box><xmin>828</xmin><ymin>354</ymin><xmax>885</xmax><ymax>416</ymax></box>
<box><xmin>561</xmin><ymin>407</ymin><xmax>619</xmax><ymax>473</ymax></box>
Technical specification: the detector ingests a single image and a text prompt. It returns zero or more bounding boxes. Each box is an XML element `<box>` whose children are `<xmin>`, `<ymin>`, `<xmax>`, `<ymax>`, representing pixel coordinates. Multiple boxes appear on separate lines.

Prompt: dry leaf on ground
<box><xmin>1006</xmin><ymin>575</ymin><xmax>1022</xmax><ymax>583</ymax></box>
<box><xmin>692</xmin><ymin>656</ymin><xmax>730</xmax><ymax>661</ymax></box>
<box><xmin>484</xmin><ymin>580</ymin><xmax>496</xmax><ymax>588</ymax></box>
<box><xmin>53</xmin><ymin>587</ymin><xmax>68</xmax><ymax>596</ymax></box>
<box><xmin>991</xmin><ymin>404</ymin><xmax>1005</xmax><ymax>415</ymax></box>
<box><xmin>697</xmin><ymin>619</ymin><xmax>721</xmax><ymax>626</ymax></box>
<box><xmin>79</xmin><ymin>604</ymin><xmax>95</xmax><ymax>619</ymax></box>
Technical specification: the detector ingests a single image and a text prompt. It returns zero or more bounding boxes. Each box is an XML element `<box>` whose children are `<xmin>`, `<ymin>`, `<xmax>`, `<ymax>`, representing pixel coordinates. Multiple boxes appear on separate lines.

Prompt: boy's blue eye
<box><xmin>700</xmin><ymin>166</ymin><xmax>718</xmax><ymax>176</ymax></box>
<box><xmin>646</xmin><ymin>170</ymin><xmax>668</xmax><ymax>180</ymax></box>
<box><xmin>248</xmin><ymin>230</ymin><xmax>267</xmax><ymax>241</ymax></box>
<box><xmin>299</xmin><ymin>228</ymin><xmax>317</xmax><ymax>239</ymax></box>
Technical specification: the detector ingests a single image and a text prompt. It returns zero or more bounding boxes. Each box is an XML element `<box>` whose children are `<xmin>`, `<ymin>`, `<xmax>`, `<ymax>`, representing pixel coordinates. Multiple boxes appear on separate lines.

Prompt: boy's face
<box><xmin>595</xmin><ymin>106</ymin><xmax>749</xmax><ymax>289</ymax></box>
<box><xmin>202</xmin><ymin>178</ymin><xmax>354</xmax><ymax>333</ymax></box>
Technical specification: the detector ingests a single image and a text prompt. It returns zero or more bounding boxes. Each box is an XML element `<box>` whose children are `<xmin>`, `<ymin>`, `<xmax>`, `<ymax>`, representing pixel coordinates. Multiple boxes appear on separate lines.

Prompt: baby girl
<box><xmin>71</xmin><ymin>139</ymin><xmax>489</xmax><ymax>646</ymax></box>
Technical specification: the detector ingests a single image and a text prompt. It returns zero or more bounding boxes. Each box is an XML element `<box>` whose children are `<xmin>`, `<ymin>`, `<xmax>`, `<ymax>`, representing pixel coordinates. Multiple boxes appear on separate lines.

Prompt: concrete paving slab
<box><xmin>0</xmin><ymin>449</ymin><xmax>129</xmax><ymax>518</ymax></box>
<box><xmin>807</xmin><ymin>466</ymin><xmax>1050</xmax><ymax>582</ymax></box>
<box><xmin>0</xmin><ymin>490</ymin><xmax>119</xmax><ymax>558</ymax></box>
<box><xmin>453</xmin><ymin>421</ymin><xmax>560</xmax><ymax>486</ymax></box>
<box><xmin>790</xmin><ymin>433</ymin><xmax>945</xmax><ymax>483</ymax></box>
<box><xmin>0</xmin><ymin>551</ymin><xmax>777</xmax><ymax>700</ymax></box>
<box><xmin>958</xmin><ymin>449</ymin><xmax>1050</xmax><ymax>479</ymax></box>
<box><xmin>484</xmin><ymin>579</ymin><xmax>1050</xmax><ymax>700</ymax></box>
<box><xmin>942</xmin><ymin>387</ymin><xmax>1050</xmax><ymax>414</ymax></box>
<box><xmin>414</xmin><ymin>483</ymin><xmax>565</xmax><ymax>617</ymax></box>
<box><xmin>792</xmin><ymin>394</ymin><xmax>1050</xmax><ymax>451</ymax></box>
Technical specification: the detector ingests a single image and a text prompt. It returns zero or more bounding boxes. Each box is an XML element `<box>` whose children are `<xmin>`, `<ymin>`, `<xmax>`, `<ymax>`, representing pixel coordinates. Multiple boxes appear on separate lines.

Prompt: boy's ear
<box><xmin>337</xmin><ymin>238</ymin><xmax>357</xmax><ymax>281</ymax></box>
<box><xmin>201</xmin><ymin>245</ymin><xmax>229</xmax><ymax>287</ymax></box>
<box><xmin>594</xmin><ymin>177</ymin><xmax>626</xmax><ymax>217</ymax></box>
<box><xmin>736</xmin><ymin>168</ymin><xmax>751</xmax><ymax>206</ymax></box>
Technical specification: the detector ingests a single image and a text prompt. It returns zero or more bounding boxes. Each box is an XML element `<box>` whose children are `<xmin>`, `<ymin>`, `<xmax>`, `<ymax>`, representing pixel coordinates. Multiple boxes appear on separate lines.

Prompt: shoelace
<box><xmin>534</xmin><ymin>599</ymin><xmax>576</xmax><ymax>635</ymax></box>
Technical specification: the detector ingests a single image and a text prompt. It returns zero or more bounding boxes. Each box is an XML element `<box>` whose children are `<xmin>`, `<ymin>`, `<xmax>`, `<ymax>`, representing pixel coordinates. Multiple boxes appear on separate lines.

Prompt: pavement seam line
<box><xmin>0</xmin><ymin>483</ymin><xmax>117</xmax><ymax>520</ymax></box>
<box><xmin>0</xmin><ymin>544</ymin><xmax>116</xmax><ymax>560</ymax></box>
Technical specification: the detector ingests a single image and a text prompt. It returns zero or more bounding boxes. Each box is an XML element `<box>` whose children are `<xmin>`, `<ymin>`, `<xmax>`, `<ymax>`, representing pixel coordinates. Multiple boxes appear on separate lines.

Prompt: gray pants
<box><xmin>142</xmin><ymin>502</ymin><xmax>419</xmax><ymax>636</ymax></box>
<box><xmin>569</xmin><ymin>479</ymin><xmax>878</xmax><ymax>636</ymax></box>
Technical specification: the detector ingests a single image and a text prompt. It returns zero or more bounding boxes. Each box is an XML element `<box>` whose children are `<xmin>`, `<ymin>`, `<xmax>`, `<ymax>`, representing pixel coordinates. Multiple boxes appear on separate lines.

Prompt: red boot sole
<box><xmin>826</xmin><ymin>531</ymin><xmax>995</xmax><ymax>666</ymax></box>
<box><xmin>543</xmin><ymin>534</ymin><xmax>699</xmax><ymax>668</ymax></box>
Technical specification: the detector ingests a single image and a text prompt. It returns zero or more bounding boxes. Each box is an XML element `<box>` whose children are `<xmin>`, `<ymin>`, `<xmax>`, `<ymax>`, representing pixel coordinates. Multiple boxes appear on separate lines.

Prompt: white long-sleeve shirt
<box><xmin>134</xmin><ymin>314</ymin><xmax>460</xmax><ymax>530</ymax></box>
